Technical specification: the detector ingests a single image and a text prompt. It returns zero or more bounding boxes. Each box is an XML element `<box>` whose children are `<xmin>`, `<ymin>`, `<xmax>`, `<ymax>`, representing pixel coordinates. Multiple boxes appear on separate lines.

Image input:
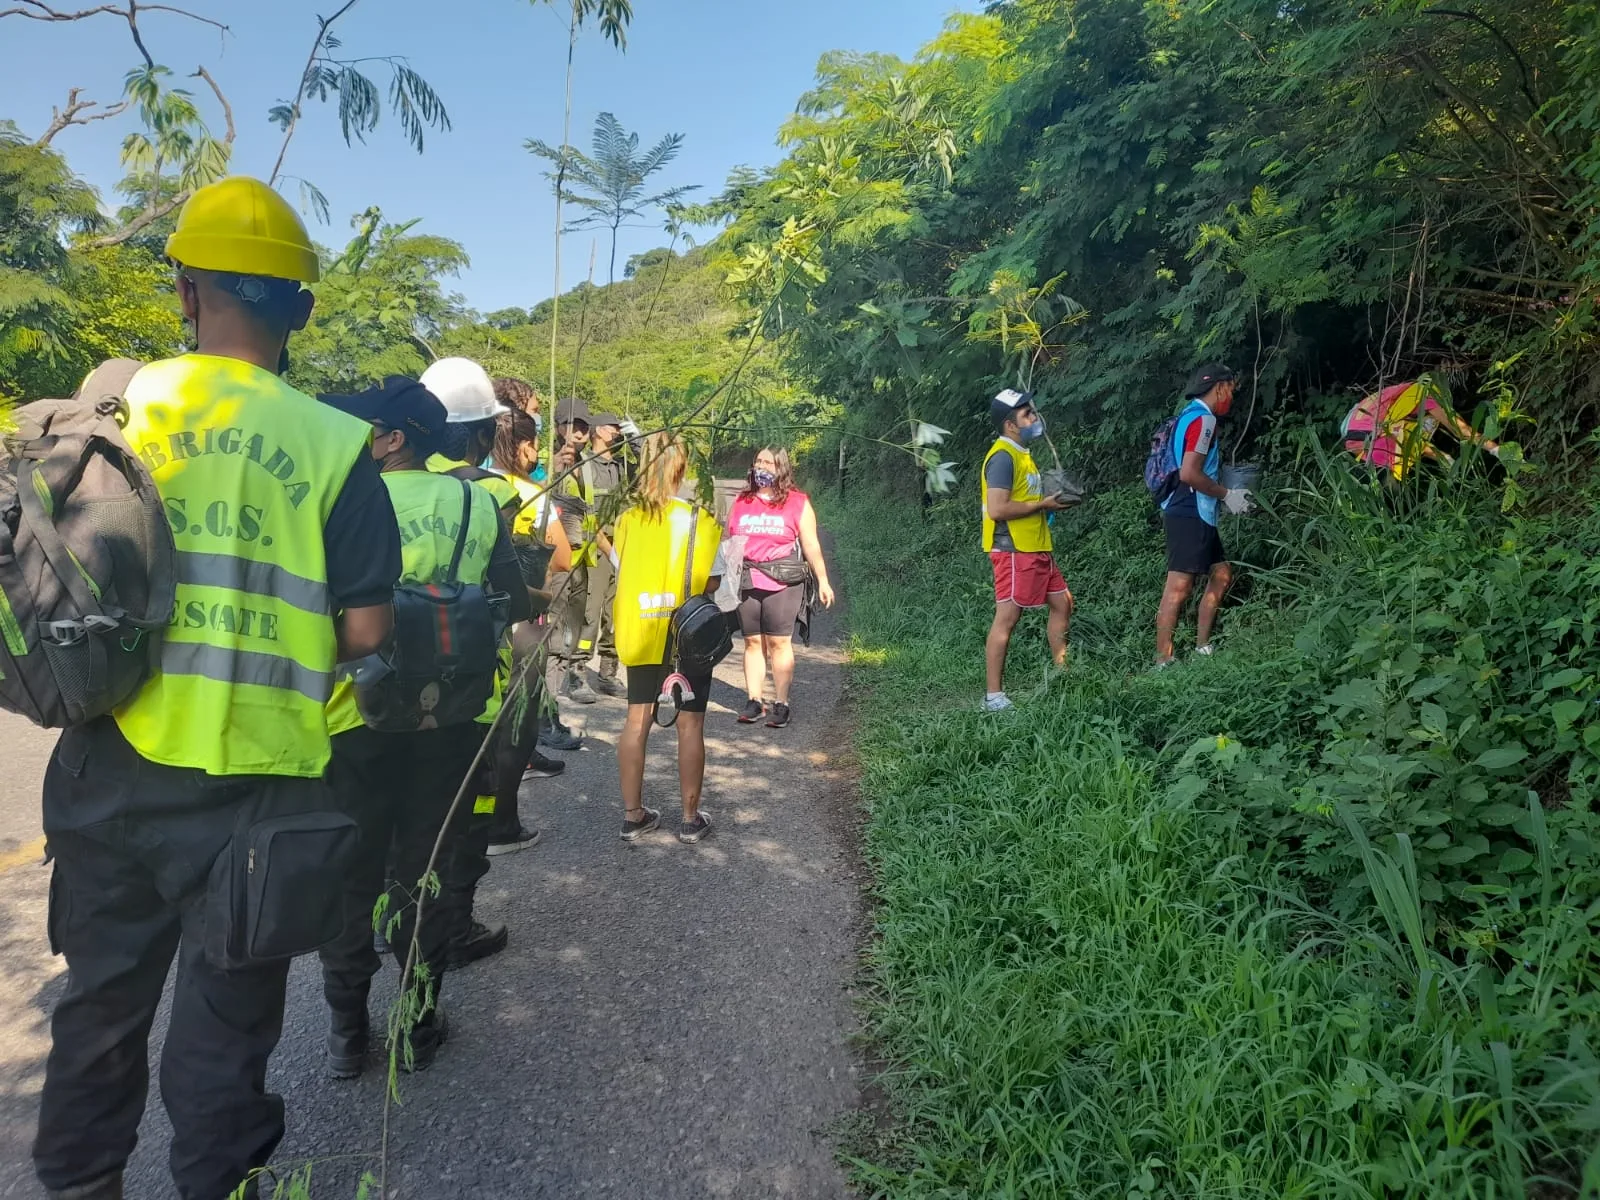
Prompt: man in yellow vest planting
<box><xmin>981</xmin><ymin>389</ymin><xmax>1074</xmax><ymax>712</ymax></box>
<box><xmin>33</xmin><ymin>178</ymin><xmax>402</xmax><ymax>1200</ymax></box>
<box><xmin>318</xmin><ymin>377</ymin><xmax>531</xmax><ymax>1078</ymax></box>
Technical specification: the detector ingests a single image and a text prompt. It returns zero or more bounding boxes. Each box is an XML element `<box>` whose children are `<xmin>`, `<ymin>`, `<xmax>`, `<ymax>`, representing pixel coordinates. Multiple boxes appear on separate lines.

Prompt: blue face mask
<box><xmin>1019</xmin><ymin>417</ymin><xmax>1045</xmax><ymax>444</ymax></box>
<box><xmin>753</xmin><ymin>468</ymin><xmax>777</xmax><ymax>488</ymax></box>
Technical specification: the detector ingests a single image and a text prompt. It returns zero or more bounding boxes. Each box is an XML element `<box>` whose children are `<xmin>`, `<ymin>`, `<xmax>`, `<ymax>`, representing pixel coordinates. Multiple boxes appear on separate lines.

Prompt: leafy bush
<box><xmin>832</xmin><ymin>461</ymin><xmax>1600</xmax><ymax>1197</ymax></box>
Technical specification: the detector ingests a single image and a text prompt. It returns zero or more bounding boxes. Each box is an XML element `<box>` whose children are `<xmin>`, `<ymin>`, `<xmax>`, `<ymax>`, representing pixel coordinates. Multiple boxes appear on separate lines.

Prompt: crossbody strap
<box><xmin>445</xmin><ymin>479</ymin><xmax>474</xmax><ymax>584</ymax></box>
<box><xmin>681</xmin><ymin>502</ymin><xmax>698</xmax><ymax>602</ymax></box>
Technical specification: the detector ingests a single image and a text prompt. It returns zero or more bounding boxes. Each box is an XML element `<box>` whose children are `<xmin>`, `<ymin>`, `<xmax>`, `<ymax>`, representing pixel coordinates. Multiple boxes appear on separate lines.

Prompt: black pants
<box><xmin>319</xmin><ymin>723</ymin><xmax>484</xmax><ymax>1021</ymax></box>
<box><xmin>582</xmin><ymin>551</ymin><xmax>620</xmax><ymax>678</ymax></box>
<box><xmin>485</xmin><ymin>624</ymin><xmax>547</xmax><ymax>841</ymax></box>
<box><xmin>34</xmin><ymin>718</ymin><xmax>326</xmax><ymax>1200</ymax></box>
<box><xmin>543</xmin><ymin>565</ymin><xmax>591</xmax><ymax>689</ymax></box>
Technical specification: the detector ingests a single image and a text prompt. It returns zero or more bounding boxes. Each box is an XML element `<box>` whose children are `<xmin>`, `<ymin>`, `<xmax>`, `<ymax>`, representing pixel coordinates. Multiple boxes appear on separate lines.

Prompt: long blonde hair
<box><xmin>635</xmin><ymin>431</ymin><xmax>688</xmax><ymax>518</ymax></box>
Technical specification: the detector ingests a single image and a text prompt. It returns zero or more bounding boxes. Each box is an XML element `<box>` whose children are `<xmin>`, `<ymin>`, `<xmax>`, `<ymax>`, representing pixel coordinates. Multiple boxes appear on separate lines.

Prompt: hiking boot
<box><xmin>567</xmin><ymin>672</ymin><xmax>600</xmax><ymax>705</ymax></box>
<box><xmin>46</xmin><ymin>1170</ymin><xmax>124</xmax><ymax>1200</ymax></box>
<box><xmin>523</xmin><ymin>749</ymin><xmax>566</xmax><ymax>779</ymax></box>
<box><xmin>539</xmin><ymin>718</ymin><xmax>583</xmax><ymax>751</ymax></box>
<box><xmin>446</xmin><ymin>920</ymin><xmax>509</xmax><ymax>968</ymax></box>
<box><xmin>736</xmin><ymin>698</ymin><xmax>765</xmax><ymax>724</ymax></box>
<box><xmin>326</xmin><ymin>1006</ymin><xmax>370</xmax><ymax>1079</ymax></box>
<box><xmin>765</xmin><ymin>702</ymin><xmax>791</xmax><ymax>729</ymax></box>
<box><xmin>594</xmin><ymin>672</ymin><xmax>626</xmax><ymax>697</ymax></box>
<box><xmin>486</xmin><ymin>825</ymin><xmax>541</xmax><ymax>856</ymax></box>
<box><xmin>620</xmin><ymin>807</ymin><xmax>661</xmax><ymax>842</ymax></box>
<box><xmin>678</xmin><ymin>811</ymin><xmax>714</xmax><ymax>844</ymax></box>
<box><xmin>400</xmin><ymin>1007</ymin><xmax>449</xmax><ymax>1073</ymax></box>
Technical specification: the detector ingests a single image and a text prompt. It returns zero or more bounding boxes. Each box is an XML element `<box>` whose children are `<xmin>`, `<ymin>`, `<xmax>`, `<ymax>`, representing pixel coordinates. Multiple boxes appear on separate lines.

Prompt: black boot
<box><xmin>46</xmin><ymin>1171</ymin><xmax>123</xmax><ymax>1200</ymax></box>
<box><xmin>402</xmin><ymin>1004</ymin><xmax>450</xmax><ymax>1073</ymax></box>
<box><xmin>327</xmin><ymin>1004</ymin><xmax>370</xmax><ymax>1079</ymax></box>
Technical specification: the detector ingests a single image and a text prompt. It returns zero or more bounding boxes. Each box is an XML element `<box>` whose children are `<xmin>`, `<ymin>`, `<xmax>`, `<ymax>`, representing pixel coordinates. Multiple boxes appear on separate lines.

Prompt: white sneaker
<box><xmin>981</xmin><ymin>693</ymin><xmax>1014</xmax><ymax>712</ymax></box>
<box><xmin>1195</xmin><ymin>644</ymin><xmax>1217</xmax><ymax>657</ymax></box>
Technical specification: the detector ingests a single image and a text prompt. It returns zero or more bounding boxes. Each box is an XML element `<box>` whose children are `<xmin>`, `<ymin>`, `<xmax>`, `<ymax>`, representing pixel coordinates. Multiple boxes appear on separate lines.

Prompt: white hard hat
<box><xmin>420</xmin><ymin>357</ymin><xmax>505</xmax><ymax>424</ymax></box>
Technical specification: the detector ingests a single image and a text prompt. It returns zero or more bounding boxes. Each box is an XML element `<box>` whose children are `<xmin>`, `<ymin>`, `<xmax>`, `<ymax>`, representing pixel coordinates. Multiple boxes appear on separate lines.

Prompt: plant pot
<box><xmin>512</xmin><ymin>536</ymin><xmax>554</xmax><ymax>589</ymax></box>
<box><xmin>1040</xmin><ymin>468</ymin><xmax>1086</xmax><ymax>506</ymax></box>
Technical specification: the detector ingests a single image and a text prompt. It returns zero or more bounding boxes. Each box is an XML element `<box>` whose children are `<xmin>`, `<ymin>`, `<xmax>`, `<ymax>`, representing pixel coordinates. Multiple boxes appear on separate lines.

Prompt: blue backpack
<box><xmin>1143</xmin><ymin>413</ymin><xmax>1182</xmax><ymax>503</ymax></box>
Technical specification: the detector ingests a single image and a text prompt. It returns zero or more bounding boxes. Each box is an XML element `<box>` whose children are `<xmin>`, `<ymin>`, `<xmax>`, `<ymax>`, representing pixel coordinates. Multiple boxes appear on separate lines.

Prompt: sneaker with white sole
<box><xmin>678</xmin><ymin>812</ymin><xmax>713</xmax><ymax>844</ymax></box>
<box><xmin>620</xmin><ymin>807</ymin><xmax>661</xmax><ymax>842</ymax></box>
<box><xmin>486</xmin><ymin>825</ymin><xmax>541</xmax><ymax>856</ymax></box>
<box><xmin>981</xmin><ymin>693</ymin><xmax>1014</xmax><ymax>712</ymax></box>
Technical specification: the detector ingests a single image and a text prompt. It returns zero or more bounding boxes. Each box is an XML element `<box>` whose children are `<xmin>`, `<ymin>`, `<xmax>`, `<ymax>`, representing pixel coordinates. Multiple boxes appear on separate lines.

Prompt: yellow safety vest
<box><xmin>981</xmin><ymin>438</ymin><xmax>1051</xmax><ymax>553</ymax></box>
<box><xmin>114</xmin><ymin>354</ymin><xmax>371</xmax><ymax>777</ymax></box>
<box><xmin>611</xmin><ymin>499</ymin><xmax>722</xmax><ymax>668</ymax></box>
<box><xmin>425</xmin><ymin>453</ymin><xmax>519</xmax><ymax>511</ymax></box>
<box><xmin>327</xmin><ymin>468</ymin><xmax>501</xmax><ymax>736</ymax></box>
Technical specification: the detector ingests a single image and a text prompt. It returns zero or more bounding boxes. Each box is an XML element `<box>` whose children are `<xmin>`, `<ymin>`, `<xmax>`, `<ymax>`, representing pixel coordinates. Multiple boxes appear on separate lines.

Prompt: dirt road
<box><xmin>0</xmin><ymin>593</ymin><xmax>862</xmax><ymax>1197</ymax></box>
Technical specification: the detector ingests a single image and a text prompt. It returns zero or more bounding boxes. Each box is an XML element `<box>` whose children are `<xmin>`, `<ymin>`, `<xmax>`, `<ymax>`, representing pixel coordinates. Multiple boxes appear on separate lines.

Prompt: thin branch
<box><xmin>192</xmin><ymin>64</ymin><xmax>233</xmax><ymax>143</ymax></box>
<box><xmin>268</xmin><ymin>0</ymin><xmax>362</xmax><ymax>185</ymax></box>
<box><xmin>0</xmin><ymin>0</ymin><xmax>229</xmax><ymax>69</ymax></box>
<box><xmin>35</xmin><ymin>86</ymin><xmax>129</xmax><ymax>145</ymax></box>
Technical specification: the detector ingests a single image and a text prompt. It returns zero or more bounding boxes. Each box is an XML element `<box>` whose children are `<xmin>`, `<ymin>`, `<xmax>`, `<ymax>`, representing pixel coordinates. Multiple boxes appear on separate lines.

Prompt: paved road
<box><xmin>0</xmin><ymin>594</ymin><xmax>862</xmax><ymax>1197</ymax></box>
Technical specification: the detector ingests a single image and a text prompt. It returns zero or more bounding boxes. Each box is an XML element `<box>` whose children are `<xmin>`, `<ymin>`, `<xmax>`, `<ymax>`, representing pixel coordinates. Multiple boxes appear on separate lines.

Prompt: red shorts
<box><xmin>990</xmin><ymin>550</ymin><xmax>1068</xmax><ymax>609</ymax></box>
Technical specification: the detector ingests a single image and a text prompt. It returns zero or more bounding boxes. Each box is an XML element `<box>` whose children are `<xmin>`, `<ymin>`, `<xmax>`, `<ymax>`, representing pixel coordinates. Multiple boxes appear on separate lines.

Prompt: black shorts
<box><xmin>737</xmin><ymin>583</ymin><xmax>804</xmax><ymax>638</ymax></box>
<box><xmin>1163</xmin><ymin>513</ymin><xmax>1228</xmax><ymax>576</ymax></box>
<box><xmin>625</xmin><ymin>663</ymin><xmax>712</xmax><ymax>713</ymax></box>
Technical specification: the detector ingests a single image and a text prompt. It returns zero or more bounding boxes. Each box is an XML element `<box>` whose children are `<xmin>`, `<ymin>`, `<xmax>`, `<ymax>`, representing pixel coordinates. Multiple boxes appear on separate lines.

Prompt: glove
<box><xmin>1223</xmin><ymin>488</ymin><xmax>1253</xmax><ymax>515</ymax></box>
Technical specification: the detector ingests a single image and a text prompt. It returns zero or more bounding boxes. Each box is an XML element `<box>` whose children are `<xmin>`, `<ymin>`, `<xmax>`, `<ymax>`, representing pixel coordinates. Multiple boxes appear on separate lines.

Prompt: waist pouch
<box><xmin>205</xmin><ymin>800</ymin><xmax>359</xmax><ymax>970</ymax></box>
<box><xmin>742</xmin><ymin>546</ymin><xmax>808</xmax><ymax>588</ymax></box>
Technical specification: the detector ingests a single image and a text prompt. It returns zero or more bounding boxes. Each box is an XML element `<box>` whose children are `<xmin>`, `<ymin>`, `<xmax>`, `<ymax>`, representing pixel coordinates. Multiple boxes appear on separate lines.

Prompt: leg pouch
<box><xmin>206</xmin><ymin>806</ymin><xmax>360</xmax><ymax>970</ymax></box>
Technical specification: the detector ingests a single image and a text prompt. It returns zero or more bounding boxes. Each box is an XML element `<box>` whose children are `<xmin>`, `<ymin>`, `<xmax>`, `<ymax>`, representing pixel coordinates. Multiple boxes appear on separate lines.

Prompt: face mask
<box><xmin>1019</xmin><ymin>417</ymin><xmax>1045</xmax><ymax>444</ymax></box>
<box><xmin>753</xmin><ymin>469</ymin><xmax>777</xmax><ymax>489</ymax></box>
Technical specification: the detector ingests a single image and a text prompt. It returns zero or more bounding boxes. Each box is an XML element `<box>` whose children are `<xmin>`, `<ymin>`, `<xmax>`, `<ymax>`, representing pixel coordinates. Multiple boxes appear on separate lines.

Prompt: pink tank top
<box><xmin>730</xmin><ymin>489</ymin><xmax>807</xmax><ymax>592</ymax></box>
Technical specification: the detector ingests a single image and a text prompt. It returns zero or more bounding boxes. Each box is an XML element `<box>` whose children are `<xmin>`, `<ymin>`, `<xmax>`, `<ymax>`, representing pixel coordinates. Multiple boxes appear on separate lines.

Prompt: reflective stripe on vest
<box><xmin>981</xmin><ymin>438</ymin><xmax>1051</xmax><ymax>553</ymax></box>
<box><xmin>326</xmin><ymin>468</ymin><xmax>500</xmax><ymax>736</ymax></box>
<box><xmin>113</xmin><ymin>354</ymin><xmax>372</xmax><ymax>777</ymax></box>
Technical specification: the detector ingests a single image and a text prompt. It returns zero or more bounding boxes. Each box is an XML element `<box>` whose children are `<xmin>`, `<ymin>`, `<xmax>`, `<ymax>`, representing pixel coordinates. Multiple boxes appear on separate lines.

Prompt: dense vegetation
<box><xmin>6</xmin><ymin>0</ymin><xmax>1600</xmax><ymax>1192</ymax></box>
<box><xmin>836</xmin><ymin>465</ymin><xmax>1599</xmax><ymax>1196</ymax></box>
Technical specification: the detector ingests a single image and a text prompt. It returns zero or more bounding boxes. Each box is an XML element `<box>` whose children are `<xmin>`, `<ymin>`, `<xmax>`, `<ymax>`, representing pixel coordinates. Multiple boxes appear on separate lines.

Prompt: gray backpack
<box><xmin>0</xmin><ymin>360</ymin><xmax>176</xmax><ymax>727</ymax></box>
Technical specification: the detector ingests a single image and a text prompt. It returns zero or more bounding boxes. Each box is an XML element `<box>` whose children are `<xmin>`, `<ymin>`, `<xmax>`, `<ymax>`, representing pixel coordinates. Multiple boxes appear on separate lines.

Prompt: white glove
<box><xmin>1223</xmin><ymin>488</ymin><xmax>1253</xmax><ymax>515</ymax></box>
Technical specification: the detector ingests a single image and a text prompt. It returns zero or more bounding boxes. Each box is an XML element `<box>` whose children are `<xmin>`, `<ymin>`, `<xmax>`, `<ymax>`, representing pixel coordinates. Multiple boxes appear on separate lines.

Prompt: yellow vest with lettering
<box><xmin>327</xmin><ymin>469</ymin><xmax>500</xmax><ymax>736</ymax></box>
<box><xmin>612</xmin><ymin>499</ymin><xmax>722</xmax><ymax>668</ymax></box>
<box><xmin>981</xmin><ymin>438</ymin><xmax>1051</xmax><ymax>553</ymax></box>
<box><xmin>114</xmin><ymin>354</ymin><xmax>372</xmax><ymax>777</ymax></box>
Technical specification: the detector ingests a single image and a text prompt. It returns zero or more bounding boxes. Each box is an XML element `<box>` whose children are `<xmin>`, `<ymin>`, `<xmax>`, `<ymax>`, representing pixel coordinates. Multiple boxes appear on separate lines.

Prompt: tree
<box><xmin>528</xmin><ymin>112</ymin><xmax>697</xmax><ymax>286</ymax></box>
<box><xmin>288</xmin><ymin>209</ymin><xmax>470</xmax><ymax>395</ymax></box>
<box><xmin>0</xmin><ymin>124</ymin><xmax>102</xmax><ymax>399</ymax></box>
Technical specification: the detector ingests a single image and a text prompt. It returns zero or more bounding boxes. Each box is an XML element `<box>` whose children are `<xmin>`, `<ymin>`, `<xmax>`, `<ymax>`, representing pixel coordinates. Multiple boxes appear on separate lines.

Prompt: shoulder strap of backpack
<box><xmin>75</xmin><ymin>358</ymin><xmax>144</xmax><ymax>408</ymax></box>
<box><xmin>445</xmin><ymin>479</ymin><xmax>475</xmax><ymax>585</ymax></box>
<box><xmin>681</xmin><ymin>502</ymin><xmax>698</xmax><ymax>602</ymax></box>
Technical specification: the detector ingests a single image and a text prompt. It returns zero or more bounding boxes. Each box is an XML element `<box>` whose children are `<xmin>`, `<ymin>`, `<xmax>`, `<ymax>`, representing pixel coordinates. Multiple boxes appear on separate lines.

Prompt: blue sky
<box><xmin>6</xmin><ymin>0</ymin><xmax>969</xmax><ymax>312</ymax></box>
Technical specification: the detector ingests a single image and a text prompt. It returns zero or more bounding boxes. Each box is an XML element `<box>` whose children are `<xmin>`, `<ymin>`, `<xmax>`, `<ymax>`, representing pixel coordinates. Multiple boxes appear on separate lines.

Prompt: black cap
<box><xmin>554</xmin><ymin>396</ymin><xmax>591</xmax><ymax>426</ymax></box>
<box><xmin>989</xmin><ymin>387</ymin><xmax>1034</xmax><ymax>423</ymax></box>
<box><xmin>322</xmin><ymin>377</ymin><xmax>448</xmax><ymax>456</ymax></box>
<box><xmin>1184</xmin><ymin>363</ymin><xmax>1237</xmax><ymax>399</ymax></box>
<box><xmin>589</xmin><ymin>412</ymin><xmax>622</xmax><ymax>429</ymax></box>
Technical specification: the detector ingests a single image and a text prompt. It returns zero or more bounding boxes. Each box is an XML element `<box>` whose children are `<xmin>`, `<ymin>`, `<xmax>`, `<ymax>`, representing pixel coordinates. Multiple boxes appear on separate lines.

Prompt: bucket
<box><xmin>1219</xmin><ymin>463</ymin><xmax>1262</xmax><ymax>494</ymax></box>
<box><xmin>1040</xmin><ymin>468</ymin><xmax>1087</xmax><ymax>506</ymax></box>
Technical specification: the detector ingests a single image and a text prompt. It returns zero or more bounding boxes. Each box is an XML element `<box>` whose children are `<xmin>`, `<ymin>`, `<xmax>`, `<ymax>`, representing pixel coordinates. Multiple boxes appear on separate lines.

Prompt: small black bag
<box><xmin>741</xmin><ymin>543</ymin><xmax>809</xmax><ymax>589</ymax></box>
<box><xmin>667</xmin><ymin>508</ymin><xmax>733</xmax><ymax>676</ymax></box>
<box><xmin>205</xmin><ymin>800</ymin><xmax>360</xmax><ymax>970</ymax></box>
<box><xmin>354</xmin><ymin>480</ymin><xmax>510</xmax><ymax>732</ymax></box>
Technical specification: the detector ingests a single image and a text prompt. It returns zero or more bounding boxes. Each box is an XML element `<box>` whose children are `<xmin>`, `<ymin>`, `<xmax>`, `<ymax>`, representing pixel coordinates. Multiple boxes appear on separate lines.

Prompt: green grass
<box><xmin>832</xmin><ymin>489</ymin><xmax>1600</xmax><ymax>1199</ymax></box>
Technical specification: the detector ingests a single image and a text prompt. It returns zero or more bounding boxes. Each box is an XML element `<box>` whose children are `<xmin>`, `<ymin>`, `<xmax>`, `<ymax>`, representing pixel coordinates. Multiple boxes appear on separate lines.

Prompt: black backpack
<box><xmin>0</xmin><ymin>360</ymin><xmax>177</xmax><ymax>727</ymax></box>
<box><xmin>667</xmin><ymin>506</ymin><xmax>733</xmax><ymax>677</ymax></box>
<box><xmin>352</xmin><ymin>479</ymin><xmax>510</xmax><ymax>732</ymax></box>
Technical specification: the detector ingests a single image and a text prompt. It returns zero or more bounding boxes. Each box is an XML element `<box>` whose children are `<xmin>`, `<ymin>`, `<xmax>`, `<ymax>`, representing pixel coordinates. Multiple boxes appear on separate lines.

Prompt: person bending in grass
<box><xmin>982</xmin><ymin>389</ymin><xmax>1073</xmax><ymax>712</ymax></box>
<box><xmin>1154</xmin><ymin>363</ymin><xmax>1252</xmax><ymax>666</ymax></box>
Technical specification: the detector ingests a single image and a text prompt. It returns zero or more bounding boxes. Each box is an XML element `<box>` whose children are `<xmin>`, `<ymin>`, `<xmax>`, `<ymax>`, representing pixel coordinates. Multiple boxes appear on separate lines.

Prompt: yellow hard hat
<box><xmin>165</xmin><ymin>176</ymin><xmax>321</xmax><ymax>284</ymax></box>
